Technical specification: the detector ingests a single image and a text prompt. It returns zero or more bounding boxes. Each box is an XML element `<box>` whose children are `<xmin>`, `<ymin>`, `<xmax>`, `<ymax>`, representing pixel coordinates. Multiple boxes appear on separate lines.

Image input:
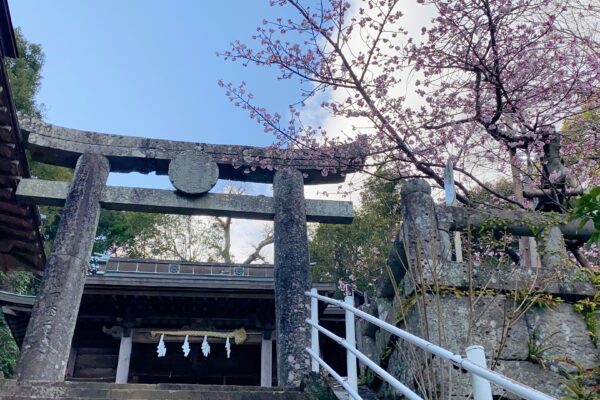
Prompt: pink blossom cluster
<box><xmin>219</xmin><ymin>0</ymin><xmax>599</xmax><ymax>206</ymax></box>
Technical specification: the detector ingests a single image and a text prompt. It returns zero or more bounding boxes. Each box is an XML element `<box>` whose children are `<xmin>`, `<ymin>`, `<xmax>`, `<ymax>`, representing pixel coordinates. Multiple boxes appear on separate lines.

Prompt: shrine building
<box><xmin>1</xmin><ymin>258</ymin><xmax>346</xmax><ymax>386</ymax></box>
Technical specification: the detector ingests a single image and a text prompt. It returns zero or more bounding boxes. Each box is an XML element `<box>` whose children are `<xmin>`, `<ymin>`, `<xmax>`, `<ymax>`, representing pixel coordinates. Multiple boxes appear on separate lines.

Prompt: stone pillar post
<box><xmin>536</xmin><ymin>225</ymin><xmax>578</xmax><ymax>293</ymax></box>
<box><xmin>15</xmin><ymin>153</ymin><xmax>110</xmax><ymax>382</ymax></box>
<box><xmin>537</xmin><ymin>226</ymin><xmax>568</xmax><ymax>270</ymax></box>
<box><xmin>273</xmin><ymin>169</ymin><xmax>311</xmax><ymax>387</ymax></box>
<box><xmin>400</xmin><ymin>180</ymin><xmax>444</xmax><ymax>293</ymax></box>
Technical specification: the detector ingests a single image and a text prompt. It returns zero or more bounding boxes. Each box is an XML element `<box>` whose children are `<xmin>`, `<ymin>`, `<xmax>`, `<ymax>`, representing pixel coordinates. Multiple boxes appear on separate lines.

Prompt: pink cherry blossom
<box><xmin>219</xmin><ymin>0</ymin><xmax>599</xmax><ymax>207</ymax></box>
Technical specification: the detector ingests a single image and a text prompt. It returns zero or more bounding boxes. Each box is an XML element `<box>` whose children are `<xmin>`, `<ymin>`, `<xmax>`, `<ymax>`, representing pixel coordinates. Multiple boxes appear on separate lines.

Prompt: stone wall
<box><xmin>357</xmin><ymin>287</ymin><xmax>598</xmax><ymax>399</ymax></box>
<box><xmin>355</xmin><ymin>179</ymin><xmax>599</xmax><ymax>399</ymax></box>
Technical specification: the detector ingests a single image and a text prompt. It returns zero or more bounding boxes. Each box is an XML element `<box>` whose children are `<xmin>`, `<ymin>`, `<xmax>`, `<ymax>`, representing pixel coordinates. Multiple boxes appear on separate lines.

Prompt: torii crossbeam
<box><xmin>20</xmin><ymin>115</ymin><xmax>364</xmax><ymax>184</ymax></box>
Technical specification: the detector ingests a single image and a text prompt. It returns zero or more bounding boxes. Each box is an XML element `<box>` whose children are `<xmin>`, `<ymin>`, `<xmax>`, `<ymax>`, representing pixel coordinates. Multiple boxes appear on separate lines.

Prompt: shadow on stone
<box><xmin>300</xmin><ymin>372</ymin><xmax>338</xmax><ymax>400</ymax></box>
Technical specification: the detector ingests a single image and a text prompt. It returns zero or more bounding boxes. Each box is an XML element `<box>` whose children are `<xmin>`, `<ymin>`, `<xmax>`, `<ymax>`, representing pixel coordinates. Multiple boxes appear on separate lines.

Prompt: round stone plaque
<box><xmin>168</xmin><ymin>150</ymin><xmax>219</xmax><ymax>195</ymax></box>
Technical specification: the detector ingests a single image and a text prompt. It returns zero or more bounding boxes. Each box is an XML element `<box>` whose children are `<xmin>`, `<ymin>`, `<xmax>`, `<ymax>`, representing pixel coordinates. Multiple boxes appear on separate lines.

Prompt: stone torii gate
<box><xmin>13</xmin><ymin>116</ymin><xmax>364</xmax><ymax>387</ymax></box>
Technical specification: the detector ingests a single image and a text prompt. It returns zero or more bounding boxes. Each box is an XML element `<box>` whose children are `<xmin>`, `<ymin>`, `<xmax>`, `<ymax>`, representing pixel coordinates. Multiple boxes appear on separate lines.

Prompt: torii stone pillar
<box><xmin>273</xmin><ymin>169</ymin><xmax>311</xmax><ymax>387</ymax></box>
<box><xmin>400</xmin><ymin>180</ymin><xmax>447</xmax><ymax>293</ymax></box>
<box><xmin>15</xmin><ymin>153</ymin><xmax>109</xmax><ymax>382</ymax></box>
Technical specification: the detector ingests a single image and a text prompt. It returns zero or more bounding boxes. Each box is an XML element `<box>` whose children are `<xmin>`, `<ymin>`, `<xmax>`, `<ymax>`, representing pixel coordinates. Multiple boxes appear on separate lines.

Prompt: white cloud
<box><xmin>301</xmin><ymin>1</ymin><xmax>435</xmax><ymax>203</ymax></box>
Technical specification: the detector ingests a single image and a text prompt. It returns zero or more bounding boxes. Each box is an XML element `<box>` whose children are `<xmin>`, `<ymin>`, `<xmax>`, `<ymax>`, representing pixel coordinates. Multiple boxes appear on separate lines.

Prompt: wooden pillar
<box><xmin>273</xmin><ymin>169</ymin><xmax>311</xmax><ymax>387</ymax></box>
<box><xmin>115</xmin><ymin>331</ymin><xmax>132</xmax><ymax>384</ymax></box>
<box><xmin>260</xmin><ymin>331</ymin><xmax>273</xmax><ymax>387</ymax></box>
<box><xmin>15</xmin><ymin>154</ymin><xmax>110</xmax><ymax>382</ymax></box>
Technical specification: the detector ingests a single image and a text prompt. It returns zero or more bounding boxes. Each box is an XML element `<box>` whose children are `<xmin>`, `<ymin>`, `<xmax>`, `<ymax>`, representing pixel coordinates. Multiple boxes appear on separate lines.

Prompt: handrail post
<box><xmin>466</xmin><ymin>345</ymin><xmax>493</xmax><ymax>400</ymax></box>
<box><xmin>310</xmin><ymin>288</ymin><xmax>320</xmax><ymax>373</ymax></box>
<box><xmin>345</xmin><ymin>294</ymin><xmax>358</xmax><ymax>392</ymax></box>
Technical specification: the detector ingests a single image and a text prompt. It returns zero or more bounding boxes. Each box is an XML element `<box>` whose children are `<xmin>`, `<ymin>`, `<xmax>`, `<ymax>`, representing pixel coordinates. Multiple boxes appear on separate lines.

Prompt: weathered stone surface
<box><xmin>525</xmin><ymin>303</ymin><xmax>598</xmax><ymax>373</ymax></box>
<box><xmin>356</xmin><ymin>301</ymin><xmax>379</xmax><ymax>339</ymax></box>
<box><xmin>356</xmin><ymin>298</ymin><xmax>394</xmax><ymax>376</ymax></box>
<box><xmin>273</xmin><ymin>169</ymin><xmax>311</xmax><ymax>387</ymax></box>
<box><xmin>404</xmin><ymin>359</ymin><xmax>573</xmax><ymax>400</ymax></box>
<box><xmin>0</xmin><ymin>380</ymin><xmax>310</xmax><ymax>400</ymax></box>
<box><xmin>356</xmin><ymin>333</ymin><xmax>377</xmax><ymax>375</ymax></box>
<box><xmin>384</xmin><ymin>356</ymin><xmax>569</xmax><ymax>400</ymax></box>
<box><xmin>300</xmin><ymin>372</ymin><xmax>338</xmax><ymax>400</ymax></box>
<box><xmin>367</xmin><ymin>181</ymin><xmax>597</xmax><ymax>399</ymax></box>
<box><xmin>536</xmin><ymin>226</ymin><xmax>589</xmax><ymax>295</ymax></box>
<box><xmin>415</xmin><ymin>295</ymin><xmax>596</xmax><ymax>369</ymax></box>
<box><xmin>17</xmin><ymin>178</ymin><xmax>354</xmax><ymax>224</ymax></box>
<box><xmin>410</xmin><ymin>295</ymin><xmax>530</xmax><ymax>360</ymax></box>
<box><xmin>15</xmin><ymin>153</ymin><xmax>109</xmax><ymax>382</ymax></box>
<box><xmin>435</xmin><ymin>205</ymin><xmax>453</xmax><ymax>262</ymax></box>
<box><xmin>397</xmin><ymin>180</ymin><xmax>450</xmax><ymax>295</ymax></box>
<box><xmin>417</xmin><ymin>260</ymin><xmax>596</xmax><ymax>297</ymax></box>
<box><xmin>360</xmin><ymin>293</ymin><xmax>598</xmax><ymax>399</ymax></box>
<box><xmin>21</xmin><ymin>115</ymin><xmax>365</xmax><ymax>185</ymax></box>
<box><xmin>375</xmin><ymin>297</ymin><xmax>395</xmax><ymax>325</ymax></box>
<box><xmin>493</xmin><ymin>360</ymin><xmax>571</xmax><ymax>399</ymax></box>
<box><xmin>376</xmin><ymin>233</ymin><xmax>406</xmax><ymax>298</ymax></box>
<box><xmin>168</xmin><ymin>150</ymin><xmax>219</xmax><ymax>194</ymax></box>
<box><xmin>538</xmin><ymin>226</ymin><xmax>569</xmax><ymax>270</ymax></box>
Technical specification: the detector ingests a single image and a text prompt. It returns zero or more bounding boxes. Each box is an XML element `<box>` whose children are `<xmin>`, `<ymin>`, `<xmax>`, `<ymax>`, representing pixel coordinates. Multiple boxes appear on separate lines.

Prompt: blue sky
<box><xmin>6</xmin><ymin>1</ymin><xmax>433</xmax><ymax>261</ymax></box>
<box><xmin>8</xmin><ymin>0</ymin><xmax>303</xmax><ymax>191</ymax></box>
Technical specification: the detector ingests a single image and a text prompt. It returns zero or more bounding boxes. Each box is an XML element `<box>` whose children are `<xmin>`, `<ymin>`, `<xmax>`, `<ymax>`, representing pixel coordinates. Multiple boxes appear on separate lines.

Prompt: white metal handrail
<box><xmin>306</xmin><ymin>289</ymin><xmax>557</xmax><ymax>400</ymax></box>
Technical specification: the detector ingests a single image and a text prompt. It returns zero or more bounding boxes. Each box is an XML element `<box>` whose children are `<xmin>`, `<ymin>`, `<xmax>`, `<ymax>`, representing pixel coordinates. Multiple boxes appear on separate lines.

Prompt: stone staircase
<box><xmin>0</xmin><ymin>380</ymin><xmax>309</xmax><ymax>400</ymax></box>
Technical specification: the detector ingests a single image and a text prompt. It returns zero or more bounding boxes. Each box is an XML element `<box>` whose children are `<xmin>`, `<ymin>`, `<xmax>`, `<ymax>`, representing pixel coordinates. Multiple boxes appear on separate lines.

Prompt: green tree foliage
<box><xmin>5</xmin><ymin>27</ymin><xmax>73</xmax><ymax>255</ymax></box>
<box><xmin>0</xmin><ymin>317</ymin><xmax>17</xmax><ymax>377</ymax></box>
<box><xmin>563</xmin><ymin>108</ymin><xmax>600</xmax><ymax>180</ymax></box>
<box><xmin>571</xmin><ymin>187</ymin><xmax>600</xmax><ymax>245</ymax></box>
<box><xmin>309</xmin><ymin>177</ymin><xmax>402</xmax><ymax>294</ymax></box>
<box><xmin>0</xmin><ymin>271</ymin><xmax>39</xmax><ymax>378</ymax></box>
<box><xmin>28</xmin><ymin>156</ymin><xmax>74</xmax><ymax>254</ymax></box>
<box><xmin>94</xmin><ymin>211</ymin><xmax>168</xmax><ymax>258</ymax></box>
<box><xmin>5</xmin><ymin>28</ymin><xmax>44</xmax><ymax>117</ymax></box>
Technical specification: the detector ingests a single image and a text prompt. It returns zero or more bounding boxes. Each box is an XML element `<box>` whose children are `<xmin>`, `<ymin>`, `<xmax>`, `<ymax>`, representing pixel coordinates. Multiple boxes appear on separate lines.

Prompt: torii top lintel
<box><xmin>20</xmin><ymin>116</ymin><xmax>365</xmax><ymax>185</ymax></box>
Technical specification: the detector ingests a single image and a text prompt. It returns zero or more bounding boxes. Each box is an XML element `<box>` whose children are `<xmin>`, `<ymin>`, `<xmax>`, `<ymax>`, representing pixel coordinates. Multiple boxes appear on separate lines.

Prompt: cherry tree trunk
<box><xmin>273</xmin><ymin>169</ymin><xmax>311</xmax><ymax>387</ymax></box>
<box><xmin>15</xmin><ymin>153</ymin><xmax>109</xmax><ymax>382</ymax></box>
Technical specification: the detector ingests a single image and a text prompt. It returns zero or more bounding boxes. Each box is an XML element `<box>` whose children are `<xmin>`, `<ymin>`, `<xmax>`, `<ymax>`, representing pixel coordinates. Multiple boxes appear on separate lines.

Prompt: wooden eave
<box><xmin>0</xmin><ymin>16</ymin><xmax>45</xmax><ymax>273</ymax></box>
<box><xmin>84</xmin><ymin>274</ymin><xmax>335</xmax><ymax>297</ymax></box>
<box><xmin>0</xmin><ymin>274</ymin><xmax>336</xmax><ymax>346</ymax></box>
<box><xmin>0</xmin><ymin>289</ymin><xmax>35</xmax><ymax>306</ymax></box>
<box><xmin>0</xmin><ymin>0</ymin><xmax>17</xmax><ymax>58</ymax></box>
<box><xmin>0</xmin><ymin>290</ymin><xmax>34</xmax><ymax>346</ymax></box>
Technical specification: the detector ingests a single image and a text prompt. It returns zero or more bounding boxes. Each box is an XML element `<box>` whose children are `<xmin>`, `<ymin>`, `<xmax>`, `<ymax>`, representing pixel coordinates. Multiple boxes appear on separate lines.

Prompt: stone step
<box><xmin>0</xmin><ymin>380</ymin><xmax>308</xmax><ymax>400</ymax></box>
<box><xmin>6</xmin><ymin>389</ymin><xmax>306</xmax><ymax>400</ymax></box>
<box><xmin>4</xmin><ymin>396</ymin><xmax>303</xmax><ymax>400</ymax></box>
<box><xmin>1</xmin><ymin>380</ymin><xmax>280</xmax><ymax>391</ymax></box>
